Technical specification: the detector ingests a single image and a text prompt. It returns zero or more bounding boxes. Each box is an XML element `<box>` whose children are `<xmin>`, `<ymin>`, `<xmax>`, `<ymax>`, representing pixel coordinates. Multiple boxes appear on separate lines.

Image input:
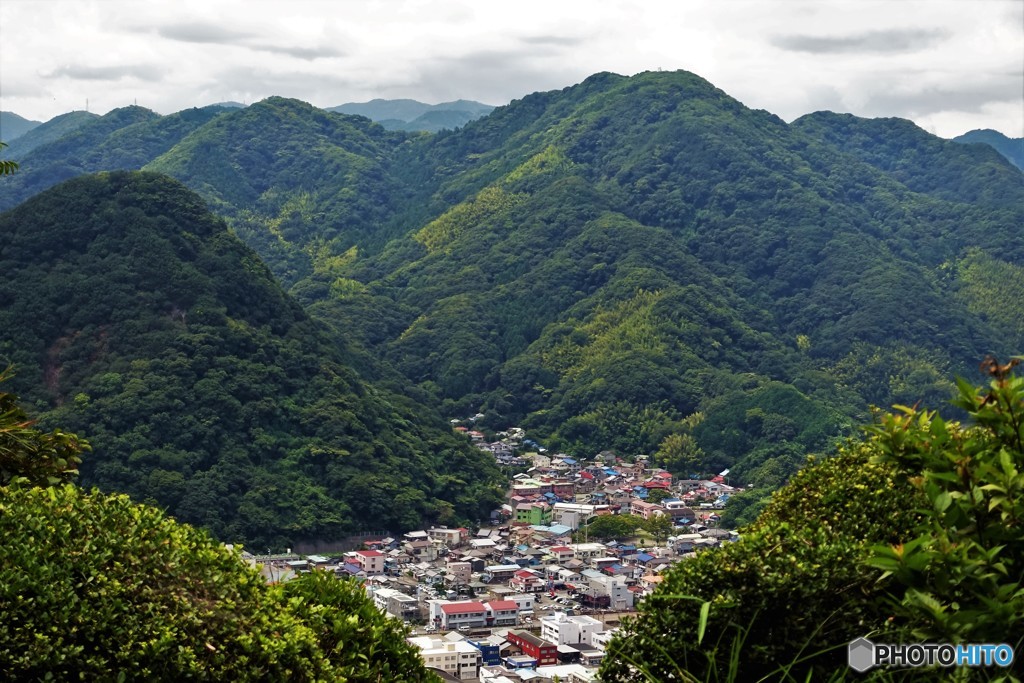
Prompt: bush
<box><xmin>0</xmin><ymin>484</ymin><xmax>436</xmax><ymax>681</ymax></box>
<box><xmin>867</xmin><ymin>357</ymin><xmax>1024</xmax><ymax>655</ymax></box>
<box><xmin>600</xmin><ymin>442</ymin><xmax>922</xmax><ymax>681</ymax></box>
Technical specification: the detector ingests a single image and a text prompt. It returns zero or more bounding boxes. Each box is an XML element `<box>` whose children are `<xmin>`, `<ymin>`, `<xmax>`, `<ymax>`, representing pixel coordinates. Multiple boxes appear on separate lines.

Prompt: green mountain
<box><xmin>0</xmin><ymin>171</ymin><xmax>501</xmax><ymax>548</ymax></box>
<box><xmin>953</xmin><ymin>128</ymin><xmax>1024</xmax><ymax>170</ymax></box>
<box><xmin>793</xmin><ymin>113</ymin><xmax>1024</xmax><ymax>205</ymax></box>
<box><xmin>0</xmin><ymin>112</ymin><xmax>41</xmax><ymax>142</ymax></box>
<box><xmin>2</xmin><ymin>110</ymin><xmax>98</xmax><ymax>158</ymax></box>
<box><xmin>2</xmin><ymin>71</ymin><xmax>1022</xmax><ymax>493</ymax></box>
<box><xmin>321</xmin><ymin>71</ymin><xmax>1024</xmax><ymax>477</ymax></box>
<box><xmin>144</xmin><ymin>97</ymin><xmax>415</xmax><ymax>291</ymax></box>
<box><xmin>329</xmin><ymin>98</ymin><xmax>495</xmax><ymax>132</ymax></box>
<box><xmin>0</xmin><ymin>105</ymin><xmax>231</xmax><ymax>212</ymax></box>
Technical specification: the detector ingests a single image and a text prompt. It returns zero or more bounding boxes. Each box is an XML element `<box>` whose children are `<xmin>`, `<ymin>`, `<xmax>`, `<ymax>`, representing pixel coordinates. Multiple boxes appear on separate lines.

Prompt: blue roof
<box><xmin>636</xmin><ymin>552</ymin><xmax>655</xmax><ymax>562</ymax></box>
<box><xmin>342</xmin><ymin>563</ymin><xmax>362</xmax><ymax>574</ymax></box>
<box><xmin>562</xmin><ymin>457</ymin><xmax>578</xmax><ymax>465</ymax></box>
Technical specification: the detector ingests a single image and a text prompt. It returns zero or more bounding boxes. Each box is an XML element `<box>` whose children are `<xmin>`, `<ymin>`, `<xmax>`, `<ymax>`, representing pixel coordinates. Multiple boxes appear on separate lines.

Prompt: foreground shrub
<box><xmin>0</xmin><ymin>484</ymin><xmax>435</xmax><ymax>681</ymax></box>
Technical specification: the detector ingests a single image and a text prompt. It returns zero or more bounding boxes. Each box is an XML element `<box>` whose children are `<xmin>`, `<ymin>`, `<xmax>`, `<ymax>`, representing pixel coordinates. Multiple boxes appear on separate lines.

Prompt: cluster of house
<box><xmin>409</xmin><ymin>611</ymin><xmax>614</xmax><ymax>682</ymax></box>
<box><xmin>250</xmin><ymin>433</ymin><xmax>743</xmax><ymax>680</ymax></box>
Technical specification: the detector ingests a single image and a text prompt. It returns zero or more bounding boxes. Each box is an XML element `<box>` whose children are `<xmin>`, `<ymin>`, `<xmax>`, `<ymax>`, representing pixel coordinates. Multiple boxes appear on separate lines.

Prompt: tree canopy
<box><xmin>0</xmin><ymin>380</ymin><xmax>436</xmax><ymax>681</ymax></box>
<box><xmin>599</xmin><ymin>358</ymin><xmax>1024</xmax><ymax>681</ymax></box>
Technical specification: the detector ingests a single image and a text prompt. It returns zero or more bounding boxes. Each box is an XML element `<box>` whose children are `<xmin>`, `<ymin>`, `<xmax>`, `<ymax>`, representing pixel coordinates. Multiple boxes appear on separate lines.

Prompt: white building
<box><xmin>585</xmin><ymin>574</ymin><xmax>634</xmax><ymax>610</ymax></box>
<box><xmin>507</xmin><ymin>593</ymin><xmax>536</xmax><ymax>612</ymax></box>
<box><xmin>552</xmin><ymin>503</ymin><xmax>610</xmax><ymax>530</ymax></box>
<box><xmin>408</xmin><ymin>636</ymin><xmax>482</xmax><ymax>680</ymax></box>
<box><xmin>540</xmin><ymin>612</ymin><xmax>603</xmax><ymax>646</ymax></box>
<box><xmin>569</xmin><ymin>543</ymin><xmax>608</xmax><ymax>560</ymax></box>
<box><xmin>370</xmin><ymin>587</ymin><xmax>418</xmax><ymax>620</ymax></box>
<box><xmin>591</xmin><ymin>628</ymin><xmax>619</xmax><ymax>651</ymax></box>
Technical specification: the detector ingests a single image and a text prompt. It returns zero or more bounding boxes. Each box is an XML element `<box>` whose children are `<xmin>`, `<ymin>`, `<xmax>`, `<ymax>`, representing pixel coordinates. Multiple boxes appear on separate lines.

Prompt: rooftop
<box><xmin>441</xmin><ymin>601</ymin><xmax>487</xmax><ymax>615</ymax></box>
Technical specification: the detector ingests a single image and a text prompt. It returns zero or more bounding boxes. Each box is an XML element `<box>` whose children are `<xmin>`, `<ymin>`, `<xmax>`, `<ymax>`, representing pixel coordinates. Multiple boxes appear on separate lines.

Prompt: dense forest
<box><xmin>0</xmin><ymin>172</ymin><xmax>501</xmax><ymax>548</ymax></box>
<box><xmin>2</xmin><ymin>69</ymin><xmax>1023</xmax><ymax>541</ymax></box>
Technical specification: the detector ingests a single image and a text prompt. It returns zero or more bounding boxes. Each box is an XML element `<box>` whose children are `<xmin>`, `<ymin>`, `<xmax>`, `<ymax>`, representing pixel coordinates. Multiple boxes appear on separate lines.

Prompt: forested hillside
<box><xmin>0</xmin><ymin>111</ymin><xmax>98</xmax><ymax>158</ymax></box>
<box><xmin>0</xmin><ymin>112</ymin><xmax>41</xmax><ymax>142</ymax></box>
<box><xmin>3</xmin><ymin>69</ymin><xmax>1023</xmax><ymax>500</ymax></box>
<box><xmin>145</xmin><ymin>97</ymin><xmax>416</xmax><ymax>289</ymax></box>
<box><xmin>0</xmin><ymin>106</ymin><xmax>230</xmax><ymax>212</ymax></box>
<box><xmin>0</xmin><ymin>172</ymin><xmax>501</xmax><ymax>548</ymax></box>
<box><xmin>324</xmin><ymin>71</ymin><xmax>1024</xmax><ymax>483</ymax></box>
<box><xmin>953</xmin><ymin>128</ymin><xmax>1024</xmax><ymax>170</ymax></box>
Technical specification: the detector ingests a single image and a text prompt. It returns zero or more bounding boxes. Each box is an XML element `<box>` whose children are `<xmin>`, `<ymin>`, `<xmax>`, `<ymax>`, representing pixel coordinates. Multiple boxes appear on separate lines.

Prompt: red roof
<box><xmin>357</xmin><ymin>550</ymin><xmax>383</xmax><ymax>557</ymax></box>
<box><xmin>655</xmin><ymin>471</ymin><xmax>673</xmax><ymax>479</ymax></box>
<box><xmin>441</xmin><ymin>601</ymin><xmax>486</xmax><ymax>615</ymax></box>
<box><xmin>487</xmin><ymin>600</ymin><xmax>519</xmax><ymax>611</ymax></box>
<box><xmin>514</xmin><ymin>570</ymin><xmax>536</xmax><ymax>579</ymax></box>
<box><xmin>550</xmin><ymin>546</ymin><xmax>572</xmax><ymax>553</ymax></box>
<box><xmin>580</xmin><ymin>471</ymin><xmax>595</xmax><ymax>480</ymax></box>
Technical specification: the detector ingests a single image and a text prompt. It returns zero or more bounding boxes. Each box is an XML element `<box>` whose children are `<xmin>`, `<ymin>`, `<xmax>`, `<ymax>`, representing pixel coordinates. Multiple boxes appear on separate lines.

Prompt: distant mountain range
<box><xmin>1</xmin><ymin>71</ymin><xmax>1023</xmax><ymax>543</ymax></box>
<box><xmin>953</xmin><ymin>129</ymin><xmax>1024</xmax><ymax>170</ymax></box>
<box><xmin>0</xmin><ymin>112</ymin><xmax>42</xmax><ymax>142</ymax></box>
<box><xmin>329</xmin><ymin>98</ymin><xmax>495</xmax><ymax>132</ymax></box>
<box><xmin>2</xmin><ymin>111</ymin><xmax>99</xmax><ymax>157</ymax></box>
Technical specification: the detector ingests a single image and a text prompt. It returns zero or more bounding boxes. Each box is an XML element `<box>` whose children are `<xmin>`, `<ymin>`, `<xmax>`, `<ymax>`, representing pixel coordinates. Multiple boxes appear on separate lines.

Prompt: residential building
<box><xmin>540</xmin><ymin>613</ymin><xmax>603</xmax><ymax>646</ymax></box>
<box><xmin>408</xmin><ymin>636</ymin><xmax>482</xmax><ymax>680</ymax></box>
<box><xmin>466</xmin><ymin>636</ymin><xmax>502</xmax><ymax>666</ymax></box>
<box><xmin>569</xmin><ymin>543</ymin><xmax>607</xmax><ymax>561</ymax></box>
<box><xmin>552</xmin><ymin>503</ymin><xmax>609</xmax><ymax>530</ymax></box>
<box><xmin>507</xmin><ymin>593</ymin><xmax>536</xmax><ymax>613</ymax></box>
<box><xmin>629</xmin><ymin>499</ymin><xmax>665</xmax><ymax>520</ymax></box>
<box><xmin>586</xmin><ymin>574</ymin><xmax>634</xmax><ymax>610</ymax></box>
<box><xmin>509</xmin><ymin>569</ymin><xmax>546</xmax><ymax>593</ymax></box>
<box><xmin>483</xmin><ymin>564</ymin><xmax>521</xmax><ymax>583</ymax></box>
<box><xmin>548</xmin><ymin>545</ymin><xmax>575</xmax><ymax>563</ymax></box>
<box><xmin>484</xmin><ymin>600</ymin><xmax>519</xmax><ymax>626</ymax></box>
<box><xmin>507</xmin><ymin>630</ymin><xmax>559</xmax><ymax>666</ymax></box>
<box><xmin>371</xmin><ymin>587</ymin><xmax>419</xmax><ymax>621</ymax></box>
<box><xmin>446</xmin><ymin>560</ymin><xmax>472</xmax><ymax>586</ymax></box>
<box><xmin>663</xmin><ymin>500</ymin><xmax>696</xmax><ymax>523</ymax></box>
<box><xmin>439</xmin><ymin>601</ymin><xmax>488</xmax><ymax>630</ymax></box>
<box><xmin>429</xmin><ymin>527</ymin><xmax>467</xmax><ymax>548</ymax></box>
<box><xmin>514</xmin><ymin>502</ymin><xmax>552</xmax><ymax>526</ymax></box>
<box><xmin>347</xmin><ymin>549</ymin><xmax>385</xmax><ymax>575</ymax></box>
<box><xmin>591</xmin><ymin>629</ymin><xmax>619</xmax><ymax>652</ymax></box>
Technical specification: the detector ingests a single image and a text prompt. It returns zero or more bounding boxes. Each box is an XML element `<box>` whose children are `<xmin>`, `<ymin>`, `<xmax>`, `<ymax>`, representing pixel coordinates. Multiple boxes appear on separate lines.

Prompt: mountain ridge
<box><xmin>1</xmin><ymin>69</ymin><xmax>1022</xmax><ymax>495</ymax></box>
<box><xmin>0</xmin><ymin>171</ymin><xmax>502</xmax><ymax>547</ymax></box>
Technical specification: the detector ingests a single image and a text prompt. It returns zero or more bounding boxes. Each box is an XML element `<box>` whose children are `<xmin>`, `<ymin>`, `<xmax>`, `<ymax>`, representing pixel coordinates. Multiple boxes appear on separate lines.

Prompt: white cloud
<box><xmin>0</xmin><ymin>0</ymin><xmax>1020</xmax><ymax>138</ymax></box>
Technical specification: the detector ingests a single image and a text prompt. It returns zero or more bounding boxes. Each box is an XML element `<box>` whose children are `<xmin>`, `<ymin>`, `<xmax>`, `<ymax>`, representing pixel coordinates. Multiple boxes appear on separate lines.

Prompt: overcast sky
<box><xmin>1</xmin><ymin>0</ymin><xmax>1021</xmax><ymax>138</ymax></box>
